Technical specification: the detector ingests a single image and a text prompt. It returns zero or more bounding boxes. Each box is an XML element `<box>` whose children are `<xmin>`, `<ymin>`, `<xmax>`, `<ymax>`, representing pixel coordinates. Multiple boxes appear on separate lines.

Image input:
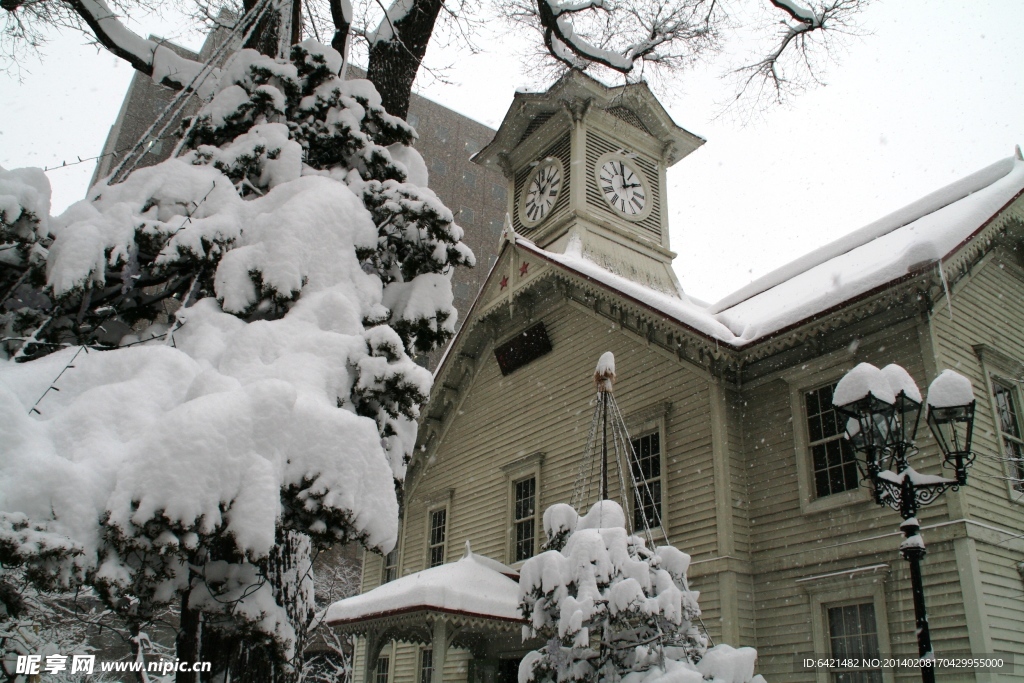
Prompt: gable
<box><xmin>405</xmin><ymin>293</ymin><xmax>716</xmax><ymax>567</ymax></box>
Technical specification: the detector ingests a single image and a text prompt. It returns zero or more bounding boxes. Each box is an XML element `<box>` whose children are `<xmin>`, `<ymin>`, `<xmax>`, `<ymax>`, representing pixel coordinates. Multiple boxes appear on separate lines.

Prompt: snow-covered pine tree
<box><xmin>0</xmin><ymin>39</ymin><xmax>472</xmax><ymax>683</ymax></box>
<box><xmin>519</xmin><ymin>501</ymin><xmax>765</xmax><ymax>683</ymax></box>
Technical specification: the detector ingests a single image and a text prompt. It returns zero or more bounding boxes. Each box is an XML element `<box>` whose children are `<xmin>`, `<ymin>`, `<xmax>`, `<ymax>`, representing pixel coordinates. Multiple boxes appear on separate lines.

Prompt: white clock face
<box><xmin>522</xmin><ymin>160</ymin><xmax>562</xmax><ymax>224</ymax></box>
<box><xmin>598</xmin><ymin>158</ymin><xmax>647</xmax><ymax>216</ymax></box>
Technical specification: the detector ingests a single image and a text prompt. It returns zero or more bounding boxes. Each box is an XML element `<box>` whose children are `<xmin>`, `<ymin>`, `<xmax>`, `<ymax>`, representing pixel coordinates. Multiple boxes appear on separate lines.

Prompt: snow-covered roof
<box><xmin>515</xmin><ymin>155</ymin><xmax>1024</xmax><ymax>349</ymax></box>
<box><xmin>326</xmin><ymin>550</ymin><xmax>522</xmax><ymax>625</ymax></box>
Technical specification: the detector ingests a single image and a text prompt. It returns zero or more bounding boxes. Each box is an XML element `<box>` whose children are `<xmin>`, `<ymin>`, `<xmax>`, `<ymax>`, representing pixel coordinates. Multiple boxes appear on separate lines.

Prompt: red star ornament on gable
<box><xmin>500</xmin><ymin>275</ymin><xmax>509</xmax><ymax>290</ymax></box>
<box><xmin>519</xmin><ymin>261</ymin><xmax>530</xmax><ymax>276</ymax></box>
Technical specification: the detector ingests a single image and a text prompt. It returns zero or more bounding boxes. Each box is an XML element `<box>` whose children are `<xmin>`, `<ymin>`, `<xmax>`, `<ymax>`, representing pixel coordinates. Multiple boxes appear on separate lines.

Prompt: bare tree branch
<box><xmin>730</xmin><ymin>0</ymin><xmax>870</xmax><ymax>112</ymax></box>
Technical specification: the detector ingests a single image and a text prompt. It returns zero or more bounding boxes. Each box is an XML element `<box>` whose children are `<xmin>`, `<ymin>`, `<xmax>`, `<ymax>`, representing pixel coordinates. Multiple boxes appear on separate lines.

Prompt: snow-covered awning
<box><xmin>329</xmin><ymin>548</ymin><xmax>526</xmax><ymax>683</ymax></box>
<box><xmin>326</xmin><ymin>548</ymin><xmax>523</xmax><ymax>631</ymax></box>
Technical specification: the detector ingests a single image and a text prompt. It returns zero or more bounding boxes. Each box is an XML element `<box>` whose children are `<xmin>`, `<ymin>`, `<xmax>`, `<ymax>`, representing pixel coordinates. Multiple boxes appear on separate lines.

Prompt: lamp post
<box><xmin>833</xmin><ymin>364</ymin><xmax>976</xmax><ymax>683</ymax></box>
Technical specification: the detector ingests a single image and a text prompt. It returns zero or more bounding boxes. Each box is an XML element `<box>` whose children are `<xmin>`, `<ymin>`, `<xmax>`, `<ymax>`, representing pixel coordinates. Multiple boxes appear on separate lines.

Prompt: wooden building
<box><xmin>329</xmin><ymin>72</ymin><xmax>1024</xmax><ymax>683</ymax></box>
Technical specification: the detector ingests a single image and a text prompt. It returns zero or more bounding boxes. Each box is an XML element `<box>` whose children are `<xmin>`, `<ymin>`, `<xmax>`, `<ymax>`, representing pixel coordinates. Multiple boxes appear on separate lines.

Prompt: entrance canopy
<box><xmin>327</xmin><ymin>547</ymin><xmax>525</xmax><ymax>683</ymax></box>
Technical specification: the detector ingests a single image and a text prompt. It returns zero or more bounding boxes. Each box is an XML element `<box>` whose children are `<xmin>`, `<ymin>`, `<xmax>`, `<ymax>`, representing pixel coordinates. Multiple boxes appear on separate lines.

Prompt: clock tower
<box><xmin>473</xmin><ymin>72</ymin><xmax>704</xmax><ymax>295</ymax></box>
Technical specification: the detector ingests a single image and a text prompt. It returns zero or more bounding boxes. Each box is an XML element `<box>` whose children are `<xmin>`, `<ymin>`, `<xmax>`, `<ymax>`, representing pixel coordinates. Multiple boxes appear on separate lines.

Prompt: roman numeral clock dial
<box><xmin>520</xmin><ymin>159</ymin><xmax>563</xmax><ymax>226</ymax></box>
<box><xmin>598</xmin><ymin>157</ymin><xmax>648</xmax><ymax>218</ymax></box>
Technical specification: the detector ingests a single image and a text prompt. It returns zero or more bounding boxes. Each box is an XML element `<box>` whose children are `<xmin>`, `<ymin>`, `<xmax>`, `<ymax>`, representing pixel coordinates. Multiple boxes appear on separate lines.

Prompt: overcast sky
<box><xmin>2</xmin><ymin>1</ymin><xmax>1022</xmax><ymax>304</ymax></box>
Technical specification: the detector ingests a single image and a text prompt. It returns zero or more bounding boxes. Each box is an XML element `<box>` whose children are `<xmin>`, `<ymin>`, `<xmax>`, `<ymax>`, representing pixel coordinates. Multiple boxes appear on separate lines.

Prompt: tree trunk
<box><xmin>365</xmin><ymin>0</ymin><xmax>445</xmax><ymax>118</ymax></box>
<box><xmin>176</xmin><ymin>585</ymin><xmax>203</xmax><ymax>683</ymax></box>
<box><xmin>268</xmin><ymin>530</ymin><xmax>315</xmax><ymax>683</ymax></box>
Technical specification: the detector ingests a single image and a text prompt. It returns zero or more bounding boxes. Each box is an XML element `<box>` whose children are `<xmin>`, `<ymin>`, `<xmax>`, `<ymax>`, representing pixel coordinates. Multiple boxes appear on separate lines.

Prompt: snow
<box><xmin>325</xmin><ymin>550</ymin><xmax>522</xmax><ymax>623</ymax></box>
<box><xmin>594</xmin><ymin>351</ymin><xmax>616</xmax><ymax>391</ymax></box>
<box><xmin>695</xmin><ymin>645</ymin><xmax>758</xmax><ymax>683</ymax></box>
<box><xmin>516</xmin><ymin>237</ymin><xmax>738</xmax><ymax>343</ymax></box>
<box><xmin>543</xmin><ymin>503</ymin><xmax>578</xmax><ymax>539</ymax></box>
<box><xmin>876</xmin><ymin>468</ymin><xmax>956</xmax><ymax>487</ymax></box>
<box><xmin>151</xmin><ymin>44</ymin><xmax>208</xmax><ymax>90</ymax></box>
<box><xmin>832</xmin><ymin>363</ymin><xmax>895</xmax><ymax>408</ymax></box>
<box><xmin>520</xmin><ymin>500</ymin><xmax>762</xmax><ymax>683</ymax></box>
<box><xmin>899</xmin><ymin>534</ymin><xmax>926</xmax><ymax>551</ymax></box>
<box><xmin>881</xmin><ymin>364</ymin><xmax>922</xmax><ymax>403</ymax></box>
<box><xmin>368</xmin><ymin>0</ymin><xmax>417</xmax><ymax>44</ymax></box>
<box><xmin>927</xmin><ymin>369</ymin><xmax>975</xmax><ymax>408</ymax></box>
<box><xmin>387</xmin><ymin>144</ymin><xmax>429</xmax><ymax>186</ymax></box>
<box><xmin>0</xmin><ymin>166</ymin><xmax>51</xmax><ymax>235</ymax></box>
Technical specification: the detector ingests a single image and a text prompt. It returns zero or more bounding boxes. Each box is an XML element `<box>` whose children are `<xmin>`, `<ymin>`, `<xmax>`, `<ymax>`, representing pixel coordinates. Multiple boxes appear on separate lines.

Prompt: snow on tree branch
<box><xmin>731</xmin><ymin>0</ymin><xmax>870</xmax><ymax>111</ymax></box>
<box><xmin>52</xmin><ymin>0</ymin><xmax>209</xmax><ymax>89</ymax></box>
<box><xmin>2</xmin><ymin>39</ymin><xmax>473</xmax><ymax>681</ymax></box>
<box><xmin>502</xmin><ymin>0</ymin><xmax>722</xmax><ymax>82</ymax></box>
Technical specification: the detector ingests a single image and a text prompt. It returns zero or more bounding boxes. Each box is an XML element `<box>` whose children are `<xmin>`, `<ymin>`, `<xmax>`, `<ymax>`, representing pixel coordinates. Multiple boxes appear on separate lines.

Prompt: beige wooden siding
<box><xmin>404</xmin><ymin>298</ymin><xmax>716</xmax><ymax>574</ymax></box>
<box><xmin>931</xmin><ymin>250</ymin><xmax>1024</xmax><ymax>536</ymax></box>
<box><xmin>976</xmin><ymin>543</ymin><xmax>1024</xmax><ymax>675</ymax></box>
<box><xmin>744</xmin><ymin>332</ymin><xmax>939</xmax><ymax>559</ymax></box>
<box><xmin>739</xmin><ymin>323</ymin><xmax>979</xmax><ymax>674</ymax></box>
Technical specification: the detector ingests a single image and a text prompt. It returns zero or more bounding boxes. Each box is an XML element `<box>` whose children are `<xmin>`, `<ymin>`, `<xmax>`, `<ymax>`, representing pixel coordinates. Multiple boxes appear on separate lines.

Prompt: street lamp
<box><xmin>833</xmin><ymin>363</ymin><xmax>976</xmax><ymax>683</ymax></box>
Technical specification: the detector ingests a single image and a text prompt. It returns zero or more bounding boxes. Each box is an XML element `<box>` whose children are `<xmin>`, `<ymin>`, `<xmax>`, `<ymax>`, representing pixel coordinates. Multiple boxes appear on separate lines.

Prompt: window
<box><xmin>826</xmin><ymin>603</ymin><xmax>884</xmax><ymax>683</ymax></box>
<box><xmin>428</xmin><ymin>508</ymin><xmax>447</xmax><ymax>567</ymax></box>
<box><xmin>993</xmin><ymin>380</ymin><xmax>1024</xmax><ymax>492</ymax></box>
<box><xmin>407</xmin><ymin>113</ymin><xmax>420</xmax><ymax>128</ymax></box>
<box><xmin>805</xmin><ymin>383</ymin><xmax>860</xmax><ymax>498</ymax></box>
<box><xmin>382</xmin><ymin>546</ymin><xmax>398</xmax><ymax>583</ymax></box>
<box><xmin>419</xmin><ymin>649</ymin><xmax>433</xmax><ymax>683</ymax></box>
<box><xmin>513</xmin><ymin>477</ymin><xmax>536</xmax><ymax>562</ymax></box>
<box><xmin>803</xmin><ymin>564</ymin><xmax>892</xmax><ymax>683</ymax></box>
<box><xmin>502</xmin><ymin>452</ymin><xmax>544</xmax><ymax>564</ymax></box>
<box><xmin>375</xmin><ymin>657</ymin><xmax>390</xmax><ymax>683</ymax></box>
<box><xmin>630</xmin><ymin>432</ymin><xmax>662</xmax><ymax>530</ymax></box>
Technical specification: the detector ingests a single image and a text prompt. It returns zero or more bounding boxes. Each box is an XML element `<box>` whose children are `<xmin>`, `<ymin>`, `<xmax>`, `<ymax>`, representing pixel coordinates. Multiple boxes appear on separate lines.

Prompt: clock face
<box><xmin>522</xmin><ymin>160</ymin><xmax>562</xmax><ymax>225</ymax></box>
<box><xmin>598</xmin><ymin>158</ymin><xmax>647</xmax><ymax>217</ymax></box>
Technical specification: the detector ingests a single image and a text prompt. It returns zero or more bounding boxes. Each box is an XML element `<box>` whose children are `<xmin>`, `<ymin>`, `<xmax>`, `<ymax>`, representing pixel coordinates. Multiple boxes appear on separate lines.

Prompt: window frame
<box><xmin>787</xmin><ymin>363</ymin><xmax>872</xmax><ymax>514</ymax></box>
<box><xmin>993</xmin><ymin>378</ymin><xmax>1024</xmax><ymax>495</ymax></box>
<box><xmin>426</xmin><ymin>506</ymin><xmax>449</xmax><ymax>568</ymax></box>
<box><xmin>974</xmin><ymin>344</ymin><xmax>1024</xmax><ymax>505</ymax></box>
<box><xmin>418</xmin><ymin>647</ymin><xmax>433</xmax><ymax>683</ymax></box>
<box><xmin>800</xmin><ymin>566</ymin><xmax>894</xmax><ymax>683</ymax></box>
<box><xmin>374</xmin><ymin>655</ymin><xmax>391</xmax><ymax>683</ymax></box>
<box><xmin>629</xmin><ymin>430</ymin><xmax>664</xmax><ymax>533</ymax></box>
<box><xmin>381</xmin><ymin>545</ymin><xmax>399</xmax><ymax>584</ymax></box>
<box><xmin>501</xmin><ymin>452</ymin><xmax>544</xmax><ymax>565</ymax></box>
<box><xmin>512</xmin><ymin>476</ymin><xmax>537</xmax><ymax>563</ymax></box>
<box><xmin>624</xmin><ymin>403</ymin><xmax>670</xmax><ymax>535</ymax></box>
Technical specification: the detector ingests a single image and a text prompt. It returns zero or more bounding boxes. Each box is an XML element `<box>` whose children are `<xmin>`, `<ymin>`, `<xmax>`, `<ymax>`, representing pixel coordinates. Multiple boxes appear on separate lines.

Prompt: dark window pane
<box><xmin>631</xmin><ymin>433</ymin><xmax>662</xmax><ymax>530</ymax></box>
<box><xmin>515</xmin><ymin>519</ymin><xmax>534</xmax><ymax>562</ymax></box>
<box><xmin>376</xmin><ymin>658</ymin><xmax>390</xmax><ymax>683</ymax></box>
<box><xmin>808</xmin><ymin>384</ymin><xmax>860</xmax><ymax>498</ymax></box>
<box><xmin>429</xmin><ymin>509</ymin><xmax>446</xmax><ymax>567</ymax></box>
<box><xmin>420</xmin><ymin>650</ymin><xmax>433</xmax><ymax>683</ymax></box>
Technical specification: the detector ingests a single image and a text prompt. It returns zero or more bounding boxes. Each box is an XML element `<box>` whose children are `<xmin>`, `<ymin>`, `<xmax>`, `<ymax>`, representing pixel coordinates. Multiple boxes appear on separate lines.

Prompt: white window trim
<box><xmin>800</xmin><ymin>565</ymin><xmax>894</xmax><ymax>683</ymax></box>
<box><xmin>502</xmin><ymin>452</ymin><xmax>544</xmax><ymax>566</ymax></box>
<box><xmin>785</xmin><ymin>362</ymin><xmax>872</xmax><ymax>515</ymax></box>
<box><xmin>381</xmin><ymin>544</ymin><xmax>399</xmax><ymax>584</ymax></box>
<box><xmin>375</xmin><ymin>646</ymin><xmax>395</xmax><ymax>683</ymax></box>
<box><xmin>417</xmin><ymin>646</ymin><xmax>433</xmax><ymax>683</ymax></box>
<box><xmin>625</xmin><ymin>402</ymin><xmax>671</xmax><ymax>535</ymax></box>
<box><xmin>974</xmin><ymin>344</ymin><xmax>1024</xmax><ymax>506</ymax></box>
<box><xmin>423</xmin><ymin>488</ymin><xmax>453</xmax><ymax>569</ymax></box>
